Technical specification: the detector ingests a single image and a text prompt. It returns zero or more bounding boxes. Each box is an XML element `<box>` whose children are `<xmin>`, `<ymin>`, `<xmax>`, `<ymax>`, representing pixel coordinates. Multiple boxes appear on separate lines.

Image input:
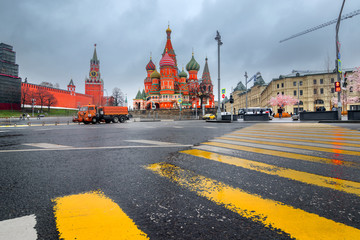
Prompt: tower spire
<box><xmin>92</xmin><ymin>44</ymin><xmax>98</xmax><ymax>63</ymax></box>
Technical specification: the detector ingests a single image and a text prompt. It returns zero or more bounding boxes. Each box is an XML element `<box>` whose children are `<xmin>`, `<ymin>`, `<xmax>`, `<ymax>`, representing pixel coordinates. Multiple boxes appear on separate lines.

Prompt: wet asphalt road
<box><xmin>0</xmin><ymin>120</ymin><xmax>359</xmax><ymax>239</ymax></box>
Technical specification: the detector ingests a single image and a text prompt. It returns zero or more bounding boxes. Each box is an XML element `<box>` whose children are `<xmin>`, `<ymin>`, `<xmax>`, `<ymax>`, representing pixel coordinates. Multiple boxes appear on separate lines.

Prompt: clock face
<box><xmin>90</xmin><ymin>71</ymin><xmax>97</xmax><ymax>77</ymax></box>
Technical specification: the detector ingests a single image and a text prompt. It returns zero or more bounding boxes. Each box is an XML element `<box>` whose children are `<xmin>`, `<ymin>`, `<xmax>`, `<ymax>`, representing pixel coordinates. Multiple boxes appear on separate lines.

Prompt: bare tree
<box><xmin>45</xmin><ymin>92</ymin><xmax>57</xmax><ymax>112</ymax></box>
<box><xmin>35</xmin><ymin>88</ymin><xmax>48</xmax><ymax>111</ymax></box>
<box><xmin>21</xmin><ymin>87</ymin><xmax>30</xmax><ymax>108</ymax></box>
<box><xmin>112</xmin><ymin>88</ymin><xmax>125</xmax><ymax>106</ymax></box>
<box><xmin>40</xmin><ymin>82</ymin><xmax>54</xmax><ymax>88</ymax></box>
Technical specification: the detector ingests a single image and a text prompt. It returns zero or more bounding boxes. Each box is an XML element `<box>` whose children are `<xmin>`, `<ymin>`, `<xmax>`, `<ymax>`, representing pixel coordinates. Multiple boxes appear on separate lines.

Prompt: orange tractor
<box><xmin>73</xmin><ymin>105</ymin><xmax>130</xmax><ymax>124</ymax></box>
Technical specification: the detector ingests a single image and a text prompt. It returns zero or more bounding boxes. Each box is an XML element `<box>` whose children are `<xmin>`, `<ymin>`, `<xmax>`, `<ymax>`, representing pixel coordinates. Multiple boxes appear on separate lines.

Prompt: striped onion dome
<box><xmin>186</xmin><ymin>53</ymin><xmax>200</xmax><ymax>71</ymax></box>
<box><xmin>146</xmin><ymin>58</ymin><xmax>156</xmax><ymax>71</ymax></box>
<box><xmin>159</xmin><ymin>50</ymin><xmax>175</xmax><ymax>67</ymax></box>
<box><xmin>150</xmin><ymin>69</ymin><xmax>161</xmax><ymax>79</ymax></box>
<box><xmin>179</xmin><ymin>67</ymin><xmax>187</xmax><ymax>78</ymax></box>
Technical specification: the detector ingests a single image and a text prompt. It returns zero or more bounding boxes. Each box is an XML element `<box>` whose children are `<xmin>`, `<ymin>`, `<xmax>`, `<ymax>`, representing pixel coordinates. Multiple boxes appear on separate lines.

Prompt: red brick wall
<box><xmin>22</xmin><ymin>83</ymin><xmax>94</xmax><ymax>109</ymax></box>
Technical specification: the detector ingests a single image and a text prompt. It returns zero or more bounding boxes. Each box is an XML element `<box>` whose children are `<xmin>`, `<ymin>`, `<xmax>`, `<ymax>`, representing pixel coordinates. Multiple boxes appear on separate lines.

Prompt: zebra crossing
<box><xmin>1</xmin><ymin>123</ymin><xmax>359</xmax><ymax>239</ymax></box>
<box><xmin>148</xmin><ymin>123</ymin><xmax>360</xmax><ymax>239</ymax></box>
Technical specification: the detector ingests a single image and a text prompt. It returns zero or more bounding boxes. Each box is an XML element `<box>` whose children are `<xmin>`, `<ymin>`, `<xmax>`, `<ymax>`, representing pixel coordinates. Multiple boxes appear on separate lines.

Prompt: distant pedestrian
<box><xmin>278</xmin><ymin>108</ymin><xmax>283</xmax><ymax>119</ymax></box>
<box><xmin>22</xmin><ymin>113</ymin><xmax>25</xmax><ymax>120</ymax></box>
<box><xmin>27</xmin><ymin>114</ymin><xmax>30</xmax><ymax>120</ymax></box>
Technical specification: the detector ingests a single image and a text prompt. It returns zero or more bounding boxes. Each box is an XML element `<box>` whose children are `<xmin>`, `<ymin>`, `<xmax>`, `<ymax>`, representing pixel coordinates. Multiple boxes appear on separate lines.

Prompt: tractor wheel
<box><xmin>120</xmin><ymin>116</ymin><xmax>126</xmax><ymax>123</ymax></box>
<box><xmin>92</xmin><ymin>118</ymin><xmax>97</xmax><ymax>124</ymax></box>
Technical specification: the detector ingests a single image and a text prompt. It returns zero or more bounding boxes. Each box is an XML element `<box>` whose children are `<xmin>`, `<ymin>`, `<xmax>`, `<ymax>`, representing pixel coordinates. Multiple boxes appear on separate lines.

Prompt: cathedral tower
<box><xmin>85</xmin><ymin>44</ymin><xmax>104</xmax><ymax>106</ymax></box>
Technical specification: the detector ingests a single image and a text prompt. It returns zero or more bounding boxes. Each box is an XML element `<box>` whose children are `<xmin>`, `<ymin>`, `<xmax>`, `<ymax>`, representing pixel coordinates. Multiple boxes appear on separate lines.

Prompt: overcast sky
<box><xmin>1</xmin><ymin>0</ymin><xmax>360</xmax><ymax>105</ymax></box>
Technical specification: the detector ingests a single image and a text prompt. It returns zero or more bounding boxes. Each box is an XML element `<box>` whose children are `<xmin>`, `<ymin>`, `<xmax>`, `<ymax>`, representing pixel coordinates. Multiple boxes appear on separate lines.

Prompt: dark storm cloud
<box><xmin>1</xmin><ymin>0</ymin><xmax>359</xmax><ymax>104</ymax></box>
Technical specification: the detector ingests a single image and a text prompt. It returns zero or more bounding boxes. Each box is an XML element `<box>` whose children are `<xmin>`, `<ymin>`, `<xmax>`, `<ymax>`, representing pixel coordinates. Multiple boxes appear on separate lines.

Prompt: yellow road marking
<box><xmin>227</xmin><ymin>133</ymin><xmax>360</xmax><ymax>148</ymax></box>
<box><xmin>147</xmin><ymin>162</ymin><xmax>360</xmax><ymax>240</ymax></box>
<box><xmin>181</xmin><ymin>149</ymin><xmax>360</xmax><ymax>196</ymax></box>
<box><xmin>203</xmin><ymin>141</ymin><xmax>359</xmax><ymax>168</ymax></box>
<box><xmin>53</xmin><ymin>191</ymin><xmax>149</xmax><ymax>240</ymax></box>
<box><xmin>218</xmin><ymin>137</ymin><xmax>360</xmax><ymax>156</ymax></box>
<box><xmin>234</xmin><ymin>130</ymin><xmax>360</xmax><ymax>141</ymax></box>
<box><xmin>247</xmin><ymin>129</ymin><xmax>360</xmax><ymax>135</ymax></box>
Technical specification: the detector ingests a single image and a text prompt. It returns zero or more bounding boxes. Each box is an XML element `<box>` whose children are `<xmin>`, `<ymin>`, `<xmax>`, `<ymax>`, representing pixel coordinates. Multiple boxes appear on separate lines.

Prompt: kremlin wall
<box><xmin>0</xmin><ymin>43</ymin><xmax>106</xmax><ymax>111</ymax></box>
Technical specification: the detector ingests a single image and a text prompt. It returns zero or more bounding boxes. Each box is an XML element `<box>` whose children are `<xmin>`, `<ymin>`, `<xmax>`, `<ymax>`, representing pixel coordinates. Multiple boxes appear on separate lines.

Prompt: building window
<box><xmin>300</xmin><ymin>81</ymin><xmax>303</xmax><ymax>86</ymax></box>
<box><xmin>320</xmin><ymin>79</ymin><xmax>324</xmax><ymax>84</ymax></box>
<box><xmin>331</xmin><ymin>88</ymin><xmax>335</xmax><ymax>93</ymax></box>
<box><xmin>300</xmin><ymin>90</ymin><xmax>303</xmax><ymax>96</ymax></box>
<box><xmin>320</xmin><ymin>88</ymin><xmax>324</xmax><ymax>94</ymax></box>
<box><xmin>350</xmin><ymin>87</ymin><xmax>353</xmax><ymax>92</ymax></box>
<box><xmin>277</xmin><ymin>84</ymin><xmax>279</xmax><ymax>88</ymax></box>
<box><xmin>314</xmin><ymin>89</ymin><xmax>317</xmax><ymax>94</ymax></box>
<box><xmin>281</xmin><ymin>91</ymin><xmax>284</xmax><ymax>95</ymax></box>
<box><xmin>293</xmin><ymin>81</ymin><xmax>296</xmax><ymax>86</ymax></box>
<box><xmin>277</xmin><ymin>92</ymin><xmax>279</xmax><ymax>95</ymax></box>
<box><xmin>281</xmin><ymin>83</ymin><xmax>284</xmax><ymax>87</ymax></box>
<box><xmin>314</xmin><ymin>99</ymin><xmax>324</xmax><ymax>104</ymax></box>
<box><xmin>331</xmin><ymin>78</ymin><xmax>334</xmax><ymax>83</ymax></box>
<box><xmin>299</xmin><ymin>101</ymin><xmax>303</xmax><ymax>105</ymax></box>
<box><xmin>294</xmin><ymin>90</ymin><xmax>297</xmax><ymax>96</ymax></box>
<box><xmin>313</xmin><ymin>79</ymin><xmax>317</xmax><ymax>84</ymax></box>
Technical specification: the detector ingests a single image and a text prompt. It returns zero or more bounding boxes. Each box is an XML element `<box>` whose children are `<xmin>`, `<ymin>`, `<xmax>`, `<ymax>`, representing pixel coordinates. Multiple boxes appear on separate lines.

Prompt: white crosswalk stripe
<box><xmin>0</xmin><ymin>215</ymin><xmax>37</xmax><ymax>240</ymax></box>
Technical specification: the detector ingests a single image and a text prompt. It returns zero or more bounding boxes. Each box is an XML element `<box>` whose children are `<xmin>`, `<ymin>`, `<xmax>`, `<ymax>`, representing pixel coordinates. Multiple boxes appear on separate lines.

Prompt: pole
<box><xmin>215</xmin><ymin>31</ymin><xmax>223</xmax><ymax>121</ymax></box>
<box><xmin>336</xmin><ymin>0</ymin><xmax>346</xmax><ymax>120</ymax></box>
<box><xmin>179</xmin><ymin>85</ymin><xmax>182</xmax><ymax>120</ymax></box>
<box><xmin>244</xmin><ymin>72</ymin><xmax>248</xmax><ymax>113</ymax></box>
<box><xmin>297</xmin><ymin>79</ymin><xmax>300</xmax><ymax>115</ymax></box>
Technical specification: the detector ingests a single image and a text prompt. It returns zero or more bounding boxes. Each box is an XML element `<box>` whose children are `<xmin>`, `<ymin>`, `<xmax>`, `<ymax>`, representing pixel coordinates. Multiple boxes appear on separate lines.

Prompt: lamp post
<box><xmin>215</xmin><ymin>31</ymin><xmax>223</xmax><ymax>120</ymax></box>
<box><xmin>335</xmin><ymin>0</ymin><xmax>346</xmax><ymax>120</ymax></box>
<box><xmin>244</xmin><ymin>72</ymin><xmax>248</xmax><ymax>113</ymax></box>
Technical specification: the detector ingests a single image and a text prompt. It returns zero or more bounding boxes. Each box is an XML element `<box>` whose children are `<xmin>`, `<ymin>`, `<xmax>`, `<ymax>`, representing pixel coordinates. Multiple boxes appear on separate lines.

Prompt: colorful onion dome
<box><xmin>179</xmin><ymin>67</ymin><xmax>188</xmax><ymax>78</ymax></box>
<box><xmin>159</xmin><ymin>50</ymin><xmax>175</xmax><ymax>67</ymax></box>
<box><xmin>150</xmin><ymin>69</ymin><xmax>161</xmax><ymax>79</ymax></box>
<box><xmin>186</xmin><ymin>53</ymin><xmax>200</xmax><ymax>71</ymax></box>
<box><xmin>146</xmin><ymin>58</ymin><xmax>156</xmax><ymax>71</ymax></box>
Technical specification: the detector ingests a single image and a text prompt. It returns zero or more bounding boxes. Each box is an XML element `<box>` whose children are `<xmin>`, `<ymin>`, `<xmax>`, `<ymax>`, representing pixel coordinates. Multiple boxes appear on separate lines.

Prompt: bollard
<box><xmin>55</xmin><ymin>122</ymin><xmax>58</xmax><ymax>126</ymax></box>
<box><xmin>42</xmin><ymin>122</ymin><xmax>45</xmax><ymax>126</ymax></box>
<box><xmin>28</xmin><ymin>122</ymin><xmax>31</xmax><ymax>126</ymax></box>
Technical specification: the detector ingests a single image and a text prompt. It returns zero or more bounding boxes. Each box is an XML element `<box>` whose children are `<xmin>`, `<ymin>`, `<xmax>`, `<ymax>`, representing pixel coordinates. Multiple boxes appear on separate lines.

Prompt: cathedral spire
<box><xmin>163</xmin><ymin>25</ymin><xmax>177</xmax><ymax>66</ymax></box>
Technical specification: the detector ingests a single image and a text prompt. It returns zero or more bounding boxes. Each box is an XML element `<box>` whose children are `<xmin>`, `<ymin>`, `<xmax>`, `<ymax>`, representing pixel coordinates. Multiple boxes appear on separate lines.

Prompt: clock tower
<box><xmin>85</xmin><ymin>44</ymin><xmax>104</xmax><ymax>106</ymax></box>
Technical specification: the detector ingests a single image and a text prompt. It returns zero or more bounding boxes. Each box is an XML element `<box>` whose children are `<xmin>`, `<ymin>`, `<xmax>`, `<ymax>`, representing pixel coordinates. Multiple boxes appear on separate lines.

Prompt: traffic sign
<box><xmin>222</xmin><ymin>94</ymin><xmax>225</xmax><ymax>99</ymax></box>
<box><xmin>178</xmin><ymin>98</ymin><xmax>182</xmax><ymax>103</ymax></box>
<box><xmin>221</xmin><ymin>88</ymin><xmax>226</xmax><ymax>94</ymax></box>
<box><xmin>338</xmin><ymin>59</ymin><xmax>342</xmax><ymax>73</ymax></box>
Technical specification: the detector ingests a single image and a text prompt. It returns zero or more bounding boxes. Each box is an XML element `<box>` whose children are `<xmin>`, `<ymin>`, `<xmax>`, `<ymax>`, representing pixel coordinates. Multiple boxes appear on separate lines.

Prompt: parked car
<box><xmin>202</xmin><ymin>114</ymin><xmax>216</xmax><ymax>120</ymax></box>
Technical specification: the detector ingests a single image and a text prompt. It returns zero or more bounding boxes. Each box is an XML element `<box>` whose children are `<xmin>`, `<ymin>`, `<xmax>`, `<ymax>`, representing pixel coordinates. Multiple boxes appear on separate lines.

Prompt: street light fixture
<box><xmin>215</xmin><ymin>30</ymin><xmax>223</xmax><ymax>121</ymax></box>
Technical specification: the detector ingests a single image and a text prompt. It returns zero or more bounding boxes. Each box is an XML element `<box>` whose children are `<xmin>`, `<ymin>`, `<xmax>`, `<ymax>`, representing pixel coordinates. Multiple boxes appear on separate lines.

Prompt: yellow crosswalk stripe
<box><xmin>147</xmin><ymin>162</ymin><xmax>360</xmax><ymax>240</ymax></box>
<box><xmin>203</xmin><ymin>141</ymin><xmax>359</xmax><ymax>168</ymax></box>
<box><xmin>53</xmin><ymin>191</ymin><xmax>149</xmax><ymax>240</ymax></box>
<box><xmin>236</xmin><ymin>130</ymin><xmax>360</xmax><ymax>140</ymax></box>
<box><xmin>181</xmin><ymin>149</ymin><xmax>360</xmax><ymax>196</ymax></box>
<box><xmin>246</xmin><ymin>129</ymin><xmax>360</xmax><ymax>135</ymax></box>
<box><xmin>227</xmin><ymin>133</ymin><xmax>360</xmax><ymax>148</ymax></box>
<box><xmin>217</xmin><ymin>137</ymin><xmax>360</xmax><ymax>156</ymax></box>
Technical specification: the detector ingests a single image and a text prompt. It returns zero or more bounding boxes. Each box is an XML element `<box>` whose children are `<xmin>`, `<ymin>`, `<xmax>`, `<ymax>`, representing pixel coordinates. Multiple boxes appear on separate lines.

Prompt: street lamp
<box><xmin>335</xmin><ymin>0</ymin><xmax>346</xmax><ymax>120</ymax></box>
<box><xmin>215</xmin><ymin>30</ymin><xmax>223</xmax><ymax>120</ymax></box>
<box><xmin>244</xmin><ymin>72</ymin><xmax>248</xmax><ymax>113</ymax></box>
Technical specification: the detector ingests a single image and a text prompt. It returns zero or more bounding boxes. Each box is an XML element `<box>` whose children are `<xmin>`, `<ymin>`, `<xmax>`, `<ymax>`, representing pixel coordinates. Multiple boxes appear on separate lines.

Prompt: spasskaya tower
<box><xmin>85</xmin><ymin>44</ymin><xmax>104</xmax><ymax>106</ymax></box>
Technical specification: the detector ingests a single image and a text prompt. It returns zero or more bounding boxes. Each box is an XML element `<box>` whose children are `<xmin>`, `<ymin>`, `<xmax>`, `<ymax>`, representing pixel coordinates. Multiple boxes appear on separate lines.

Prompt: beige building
<box><xmin>225</xmin><ymin>70</ymin><xmax>360</xmax><ymax>115</ymax></box>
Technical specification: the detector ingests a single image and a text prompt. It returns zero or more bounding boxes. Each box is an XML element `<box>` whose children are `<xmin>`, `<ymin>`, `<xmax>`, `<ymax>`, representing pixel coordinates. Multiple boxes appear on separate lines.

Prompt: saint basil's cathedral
<box><xmin>133</xmin><ymin>26</ymin><xmax>215</xmax><ymax>110</ymax></box>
